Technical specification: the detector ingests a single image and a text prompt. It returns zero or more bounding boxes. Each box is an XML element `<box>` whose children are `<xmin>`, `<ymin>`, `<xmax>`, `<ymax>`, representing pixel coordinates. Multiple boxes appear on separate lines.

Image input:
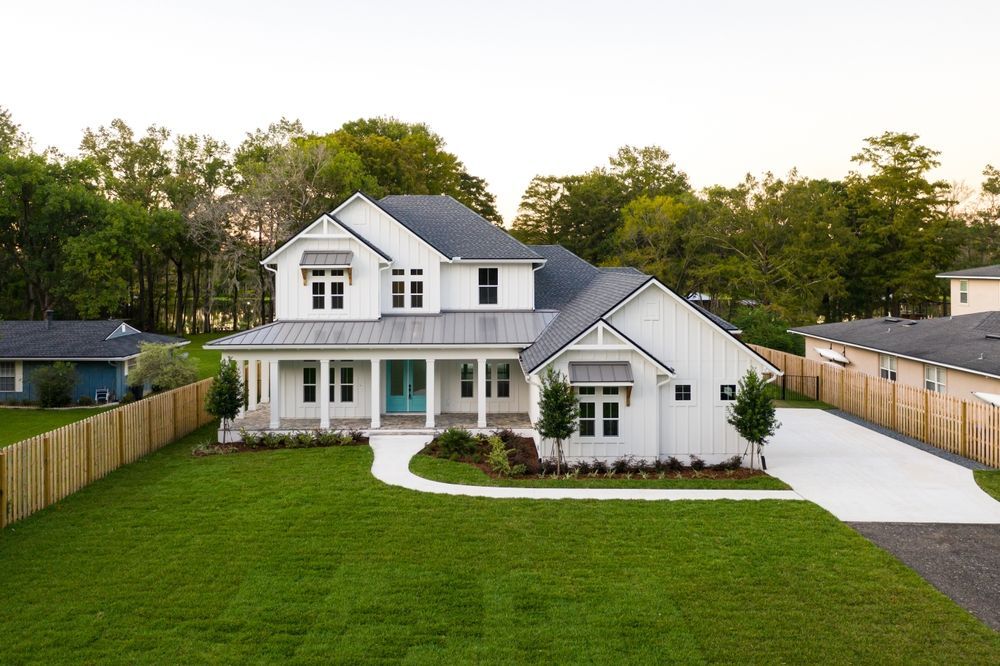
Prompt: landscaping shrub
<box><xmin>198</xmin><ymin>429</ymin><xmax>365</xmax><ymax>455</ymax></box>
<box><xmin>689</xmin><ymin>455</ymin><xmax>706</xmax><ymax>471</ymax></box>
<box><xmin>665</xmin><ymin>456</ymin><xmax>684</xmax><ymax>472</ymax></box>
<box><xmin>712</xmin><ymin>455</ymin><xmax>744</xmax><ymax>471</ymax></box>
<box><xmin>485</xmin><ymin>435</ymin><xmax>526</xmax><ymax>478</ymax></box>
<box><xmin>436</xmin><ymin>427</ymin><xmax>477</xmax><ymax>457</ymax></box>
<box><xmin>77</xmin><ymin>396</ymin><xmax>95</xmax><ymax>406</ymax></box>
<box><xmin>118</xmin><ymin>393</ymin><xmax>135</xmax><ymax>405</ymax></box>
<box><xmin>33</xmin><ymin>362</ymin><xmax>78</xmax><ymax>408</ymax></box>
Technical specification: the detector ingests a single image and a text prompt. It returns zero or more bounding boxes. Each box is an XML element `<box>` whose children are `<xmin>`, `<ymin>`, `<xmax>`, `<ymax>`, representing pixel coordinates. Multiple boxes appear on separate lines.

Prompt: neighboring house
<box><xmin>0</xmin><ymin>314</ymin><xmax>187</xmax><ymax>404</ymax></box>
<box><xmin>207</xmin><ymin>192</ymin><xmax>778</xmax><ymax>462</ymax></box>
<box><xmin>790</xmin><ymin>264</ymin><xmax>1000</xmax><ymax>400</ymax></box>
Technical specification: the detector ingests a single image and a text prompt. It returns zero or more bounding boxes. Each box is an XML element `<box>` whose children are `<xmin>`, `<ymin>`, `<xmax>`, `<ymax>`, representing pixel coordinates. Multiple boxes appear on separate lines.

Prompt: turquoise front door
<box><xmin>386</xmin><ymin>360</ymin><xmax>427</xmax><ymax>413</ymax></box>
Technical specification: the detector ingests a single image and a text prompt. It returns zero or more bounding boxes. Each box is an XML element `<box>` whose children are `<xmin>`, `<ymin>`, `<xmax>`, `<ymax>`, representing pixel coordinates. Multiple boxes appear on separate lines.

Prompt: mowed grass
<box><xmin>410</xmin><ymin>454</ymin><xmax>791</xmax><ymax>490</ymax></box>
<box><xmin>183</xmin><ymin>332</ymin><xmax>228</xmax><ymax>379</ymax></box>
<box><xmin>975</xmin><ymin>470</ymin><xmax>1000</xmax><ymax>502</ymax></box>
<box><xmin>1</xmin><ymin>425</ymin><xmax>997</xmax><ymax>664</ymax></box>
<box><xmin>0</xmin><ymin>405</ymin><xmax>115</xmax><ymax>447</ymax></box>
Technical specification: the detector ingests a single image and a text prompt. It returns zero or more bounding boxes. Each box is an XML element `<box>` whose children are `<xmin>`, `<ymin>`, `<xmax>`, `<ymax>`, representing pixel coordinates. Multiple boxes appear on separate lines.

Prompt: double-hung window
<box><xmin>340</xmin><ymin>366</ymin><xmax>354</xmax><ymax>402</ymax></box>
<box><xmin>577</xmin><ymin>386</ymin><xmax>620</xmax><ymax>438</ymax></box>
<box><xmin>410</xmin><ymin>269</ymin><xmax>424</xmax><ymax>308</ymax></box>
<box><xmin>312</xmin><ymin>281</ymin><xmax>326</xmax><ymax>310</ymax></box>
<box><xmin>478</xmin><ymin>268</ymin><xmax>498</xmax><ymax>305</ymax></box>
<box><xmin>578</xmin><ymin>393</ymin><xmax>596</xmax><ymax>437</ymax></box>
<box><xmin>303</xmin><ymin>367</ymin><xmax>317</xmax><ymax>403</ymax></box>
<box><xmin>0</xmin><ymin>361</ymin><xmax>15</xmax><ymax>392</ymax></box>
<box><xmin>391</xmin><ymin>269</ymin><xmax>406</xmax><ymax>308</ymax></box>
<box><xmin>879</xmin><ymin>354</ymin><xmax>897</xmax><ymax>381</ymax></box>
<box><xmin>924</xmin><ymin>365</ymin><xmax>946</xmax><ymax>393</ymax></box>
<box><xmin>959</xmin><ymin>280</ymin><xmax>969</xmax><ymax>305</ymax></box>
<box><xmin>460</xmin><ymin>363</ymin><xmax>474</xmax><ymax>398</ymax></box>
<box><xmin>483</xmin><ymin>362</ymin><xmax>511</xmax><ymax>399</ymax></box>
<box><xmin>330</xmin><ymin>281</ymin><xmax>345</xmax><ymax>310</ymax></box>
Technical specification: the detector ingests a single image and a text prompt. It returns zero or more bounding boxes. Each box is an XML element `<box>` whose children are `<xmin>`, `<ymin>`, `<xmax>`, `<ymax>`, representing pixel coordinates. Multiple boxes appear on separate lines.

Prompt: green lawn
<box><xmin>411</xmin><ymin>454</ymin><xmax>791</xmax><ymax>490</ymax></box>
<box><xmin>975</xmin><ymin>470</ymin><xmax>1000</xmax><ymax>502</ymax></box>
<box><xmin>0</xmin><ymin>406</ymin><xmax>115</xmax><ymax>448</ymax></box>
<box><xmin>1</xmin><ymin>424</ymin><xmax>996</xmax><ymax>663</ymax></box>
<box><xmin>183</xmin><ymin>332</ymin><xmax>228</xmax><ymax>379</ymax></box>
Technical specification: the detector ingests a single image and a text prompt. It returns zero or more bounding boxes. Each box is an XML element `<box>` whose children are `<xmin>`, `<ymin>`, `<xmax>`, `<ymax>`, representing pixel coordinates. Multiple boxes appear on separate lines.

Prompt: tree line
<box><xmin>2</xmin><ymin>106</ymin><xmax>998</xmax><ymax>351</ymax></box>
<box><xmin>0</xmin><ymin>109</ymin><xmax>499</xmax><ymax>333</ymax></box>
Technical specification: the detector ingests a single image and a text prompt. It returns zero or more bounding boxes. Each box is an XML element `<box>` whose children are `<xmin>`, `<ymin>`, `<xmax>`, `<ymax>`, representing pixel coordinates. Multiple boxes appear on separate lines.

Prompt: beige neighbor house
<box><xmin>206</xmin><ymin>192</ymin><xmax>780</xmax><ymax>463</ymax></box>
<box><xmin>790</xmin><ymin>264</ymin><xmax>1000</xmax><ymax>404</ymax></box>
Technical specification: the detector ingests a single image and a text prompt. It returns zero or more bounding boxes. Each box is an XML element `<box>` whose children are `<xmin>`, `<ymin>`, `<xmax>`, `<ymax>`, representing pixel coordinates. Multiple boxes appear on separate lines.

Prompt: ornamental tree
<box><xmin>206</xmin><ymin>359</ymin><xmax>244</xmax><ymax>445</ymax></box>
<box><xmin>726</xmin><ymin>368</ymin><xmax>780</xmax><ymax>470</ymax></box>
<box><xmin>536</xmin><ymin>366</ymin><xmax>578</xmax><ymax>474</ymax></box>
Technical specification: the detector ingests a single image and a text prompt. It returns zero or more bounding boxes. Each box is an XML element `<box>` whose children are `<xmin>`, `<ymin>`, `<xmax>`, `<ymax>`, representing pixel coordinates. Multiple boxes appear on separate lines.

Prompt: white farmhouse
<box><xmin>207</xmin><ymin>193</ymin><xmax>779</xmax><ymax>463</ymax></box>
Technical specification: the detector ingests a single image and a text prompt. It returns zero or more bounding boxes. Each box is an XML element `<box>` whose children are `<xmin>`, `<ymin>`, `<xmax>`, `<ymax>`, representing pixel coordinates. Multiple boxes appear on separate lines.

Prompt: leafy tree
<box><xmin>127</xmin><ymin>342</ymin><xmax>197</xmax><ymax>392</ymax></box>
<box><xmin>33</xmin><ymin>362</ymin><xmax>77</xmax><ymax>408</ymax></box>
<box><xmin>731</xmin><ymin>307</ymin><xmax>804</xmax><ymax>355</ymax></box>
<box><xmin>536</xmin><ymin>367</ymin><xmax>578</xmax><ymax>474</ymax></box>
<box><xmin>0</xmin><ymin>106</ymin><xmax>30</xmax><ymax>157</ymax></box>
<box><xmin>206</xmin><ymin>358</ymin><xmax>244</xmax><ymax>444</ymax></box>
<box><xmin>511</xmin><ymin>176</ymin><xmax>570</xmax><ymax>244</ymax></box>
<box><xmin>609</xmin><ymin>145</ymin><xmax>690</xmax><ymax>199</ymax></box>
<box><xmin>726</xmin><ymin>368</ymin><xmax>779</xmax><ymax>470</ymax></box>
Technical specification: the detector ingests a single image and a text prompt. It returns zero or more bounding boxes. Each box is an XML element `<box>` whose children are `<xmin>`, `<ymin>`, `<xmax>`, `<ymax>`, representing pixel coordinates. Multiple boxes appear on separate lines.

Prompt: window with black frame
<box><xmin>478</xmin><ymin>267</ymin><xmax>498</xmax><ymax>304</ymax></box>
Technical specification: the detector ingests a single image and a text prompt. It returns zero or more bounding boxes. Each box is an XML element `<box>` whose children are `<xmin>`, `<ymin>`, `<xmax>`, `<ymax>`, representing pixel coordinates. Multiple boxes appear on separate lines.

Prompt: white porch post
<box><xmin>370</xmin><ymin>359</ymin><xmax>381</xmax><ymax>430</ymax></box>
<box><xmin>261</xmin><ymin>361</ymin><xmax>270</xmax><ymax>403</ymax></box>
<box><xmin>477</xmin><ymin>357</ymin><xmax>487</xmax><ymax>428</ymax></box>
<box><xmin>425</xmin><ymin>359</ymin><xmax>436</xmax><ymax>428</ymax></box>
<box><xmin>319</xmin><ymin>359</ymin><xmax>331</xmax><ymax>429</ymax></box>
<box><xmin>269</xmin><ymin>360</ymin><xmax>281</xmax><ymax>429</ymax></box>
<box><xmin>247</xmin><ymin>358</ymin><xmax>258</xmax><ymax>411</ymax></box>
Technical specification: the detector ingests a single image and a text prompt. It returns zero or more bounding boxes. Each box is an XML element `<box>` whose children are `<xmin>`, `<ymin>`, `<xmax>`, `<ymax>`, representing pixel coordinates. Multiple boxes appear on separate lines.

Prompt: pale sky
<box><xmin>4</xmin><ymin>0</ymin><xmax>999</xmax><ymax>222</ymax></box>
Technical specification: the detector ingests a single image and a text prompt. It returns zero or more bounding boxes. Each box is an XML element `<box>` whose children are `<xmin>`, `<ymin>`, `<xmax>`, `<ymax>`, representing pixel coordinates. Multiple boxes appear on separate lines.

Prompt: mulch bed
<box><xmin>193</xmin><ymin>437</ymin><xmax>369</xmax><ymax>457</ymax></box>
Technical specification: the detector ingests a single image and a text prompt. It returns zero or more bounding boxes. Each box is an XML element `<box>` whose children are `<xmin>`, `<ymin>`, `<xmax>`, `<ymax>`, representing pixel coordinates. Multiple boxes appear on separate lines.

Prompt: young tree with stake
<box><xmin>536</xmin><ymin>367</ymin><xmax>578</xmax><ymax>474</ymax></box>
<box><xmin>205</xmin><ymin>359</ymin><xmax>244</xmax><ymax>445</ymax></box>
<box><xmin>726</xmin><ymin>368</ymin><xmax>780</xmax><ymax>470</ymax></box>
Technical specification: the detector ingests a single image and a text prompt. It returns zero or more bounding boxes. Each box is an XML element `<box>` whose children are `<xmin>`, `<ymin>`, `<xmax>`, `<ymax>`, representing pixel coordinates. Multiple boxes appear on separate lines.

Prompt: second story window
<box><xmin>312</xmin><ymin>281</ymin><xmax>325</xmax><ymax>309</ymax></box>
<box><xmin>410</xmin><ymin>269</ymin><xmax>424</xmax><ymax>308</ymax></box>
<box><xmin>391</xmin><ymin>268</ymin><xmax>425</xmax><ymax>309</ymax></box>
<box><xmin>392</xmin><ymin>269</ymin><xmax>405</xmax><ymax>308</ymax></box>
<box><xmin>959</xmin><ymin>280</ymin><xmax>968</xmax><ymax>304</ymax></box>
<box><xmin>479</xmin><ymin>268</ymin><xmax>498</xmax><ymax>305</ymax></box>
<box><xmin>330</xmin><ymin>282</ymin><xmax>344</xmax><ymax>309</ymax></box>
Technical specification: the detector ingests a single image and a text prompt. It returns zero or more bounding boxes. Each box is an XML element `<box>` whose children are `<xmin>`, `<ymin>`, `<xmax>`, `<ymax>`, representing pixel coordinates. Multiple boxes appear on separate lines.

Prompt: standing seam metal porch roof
<box><xmin>300</xmin><ymin>251</ymin><xmax>354</xmax><ymax>266</ymax></box>
<box><xmin>568</xmin><ymin>361</ymin><xmax>634</xmax><ymax>384</ymax></box>
<box><xmin>207</xmin><ymin>311</ymin><xmax>559</xmax><ymax>347</ymax></box>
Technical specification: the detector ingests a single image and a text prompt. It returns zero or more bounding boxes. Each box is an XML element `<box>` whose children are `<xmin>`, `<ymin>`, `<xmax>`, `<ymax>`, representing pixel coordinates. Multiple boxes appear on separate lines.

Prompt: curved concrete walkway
<box><xmin>768</xmin><ymin>409</ymin><xmax>1000</xmax><ymax>523</ymax></box>
<box><xmin>369</xmin><ymin>435</ymin><xmax>803</xmax><ymax>501</ymax></box>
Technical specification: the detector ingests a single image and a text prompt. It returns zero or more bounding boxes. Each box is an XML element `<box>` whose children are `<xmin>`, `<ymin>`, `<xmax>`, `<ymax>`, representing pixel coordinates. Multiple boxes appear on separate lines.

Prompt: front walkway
<box><xmin>369</xmin><ymin>435</ymin><xmax>803</xmax><ymax>501</ymax></box>
<box><xmin>767</xmin><ymin>409</ymin><xmax>1000</xmax><ymax>523</ymax></box>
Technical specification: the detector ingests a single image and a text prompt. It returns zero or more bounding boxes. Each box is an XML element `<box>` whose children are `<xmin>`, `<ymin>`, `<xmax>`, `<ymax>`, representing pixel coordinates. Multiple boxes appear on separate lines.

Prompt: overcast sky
<box><xmin>4</xmin><ymin>0</ymin><xmax>999</xmax><ymax>222</ymax></box>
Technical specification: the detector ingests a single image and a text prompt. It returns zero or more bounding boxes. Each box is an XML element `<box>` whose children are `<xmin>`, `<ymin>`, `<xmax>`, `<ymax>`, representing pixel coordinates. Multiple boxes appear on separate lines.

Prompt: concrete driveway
<box><xmin>767</xmin><ymin>409</ymin><xmax>1000</xmax><ymax>523</ymax></box>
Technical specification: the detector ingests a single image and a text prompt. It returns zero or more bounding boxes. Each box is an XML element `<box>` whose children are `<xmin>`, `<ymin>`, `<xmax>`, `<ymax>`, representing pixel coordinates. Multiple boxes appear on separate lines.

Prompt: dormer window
<box><xmin>310</xmin><ymin>269</ymin><xmax>345</xmax><ymax>310</ymax></box>
<box><xmin>410</xmin><ymin>269</ymin><xmax>424</xmax><ymax>308</ymax></box>
<box><xmin>479</xmin><ymin>268</ymin><xmax>498</xmax><ymax>305</ymax></box>
<box><xmin>312</xmin><ymin>281</ymin><xmax>325</xmax><ymax>309</ymax></box>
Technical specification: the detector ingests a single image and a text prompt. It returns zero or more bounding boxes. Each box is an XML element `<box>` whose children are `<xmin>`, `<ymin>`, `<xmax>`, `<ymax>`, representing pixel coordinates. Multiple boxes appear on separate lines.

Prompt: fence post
<box><xmin>172</xmin><ymin>391</ymin><xmax>179</xmax><ymax>441</ymax></box>
<box><xmin>863</xmin><ymin>375</ymin><xmax>869</xmax><ymax>421</ymax></box>
<box><xmin>85</xmin><ymin>422</ymin><xmax>95</xmax><ymax>483</ymax></box>
<box><xmin>146</xmin><ymin>399</ymin><xmax>153</xmax><ymax>452</ymax></box>
<box><xmin>117</xmin><ymin>409</ymin><xmax>126</xmax><ymax>465</ymax></box>
<box><xmin>43</xmin><ymin>435</ymin><xmax>53</xmax><ymax>505</ymax></box>
<box><xmin>0</xmin><ymin>451</ymin><xmax>7</xmax><ymax>529</ymax></box>
<box><xmin>960</xmin><ymin>401</ymin><xmax>968</xmax><ymax>458</ymax></box>
<box><xmin>891</xmin><ymin>383</ymin><xmax>897</xmax><ymax>431</ymax></box>
<box><xmin>839</xmin><ymin>370</ymin><xmax>845</xmax><ymax>409</ymax></box>
<box><xmin>923</xmin><ymin>391</ymin><xmax>931</xmax><ymax>442</ymax></box>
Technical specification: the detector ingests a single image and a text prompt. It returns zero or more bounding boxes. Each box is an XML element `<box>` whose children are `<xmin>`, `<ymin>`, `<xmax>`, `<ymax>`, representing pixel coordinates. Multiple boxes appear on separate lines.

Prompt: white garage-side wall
<box><xmin>273</xmin><ymin>234</ymin><xmax>382</xmax><ymax>321</ymax></box>
<box><xmin>335</xmin><ymin>197</ymin><xmax>445</xmax><ymax>314</ymax></box>
<box><xmin>605</xmin><ymin>283</ymin><xmax>774</xmax><ymax>460</ymax></box>
<box><xmin>440</xmin><ymin>263</ymin><xmax>535</xmax><ymax>310</ymax></box>
<box><xmin>278</xmin><ymin>360</ymin><xmax>371</xmax><ymax>420</ymax></box>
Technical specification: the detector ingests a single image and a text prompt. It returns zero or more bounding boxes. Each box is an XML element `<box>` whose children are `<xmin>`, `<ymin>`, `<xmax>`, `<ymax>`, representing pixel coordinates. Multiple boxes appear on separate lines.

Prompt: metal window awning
<box><xmin>300</xmin><ymin>251</ymin><xmax>354</xmax><ymax>284</ymax></box>
<box><xmin>815</xmin><ymin>347</ymin><xmax>850</xmax><ymax>364</ymax></box>
<box><xmin>569</xmin><ymin>361</ymin><xmax>634</xmax><ymax>406</ymax></box>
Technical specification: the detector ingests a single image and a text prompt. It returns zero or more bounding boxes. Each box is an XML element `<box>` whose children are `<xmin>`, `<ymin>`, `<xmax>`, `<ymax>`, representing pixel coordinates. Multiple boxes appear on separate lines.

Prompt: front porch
<box><xmin>232</xmin><ymin>403</ymin><xmax>532</xmax><ymax>433</ymax></box>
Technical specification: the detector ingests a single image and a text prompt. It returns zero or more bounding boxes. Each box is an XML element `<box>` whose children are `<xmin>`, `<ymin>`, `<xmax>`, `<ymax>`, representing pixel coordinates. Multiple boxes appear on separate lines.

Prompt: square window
<box><xmin>720</xmin><ymin>384</ymin><xmax>737</xmax><ymax>401</ymax></box>
<box><xmin>675</xmin><ymin>384</ymin><xmax>692</xmax><ymax>401</ymax></box>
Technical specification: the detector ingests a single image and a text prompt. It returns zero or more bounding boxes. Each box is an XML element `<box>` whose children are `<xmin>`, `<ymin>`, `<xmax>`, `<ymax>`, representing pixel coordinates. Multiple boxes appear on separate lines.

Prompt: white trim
<box><xmin>936</xmin><ymin>273</ymin><xmax>1000</xmax><ymax>280</ymax></box>
<box><xmin>530</xmin><ymin>318</ymin><xmax>675</xmax><ymax>378</ymax></box>
<box><xmin>262</xmin><ymin>209</ymin><xmax>393</xmax><ymax>265</ymax></box>
<box><xmin>0</xmin><ymin>360</ymin><xmax>21</xmax><ymax>393</ymax></box>
<box><xmin>603</xmin><ymin>278</ymin><xmax>781</xmax><ymax>376</ymax></box>
<box><xmin>791</xmin><ymin>332</ymin><xmax>1000</xmax><ymax>380</ymax></box>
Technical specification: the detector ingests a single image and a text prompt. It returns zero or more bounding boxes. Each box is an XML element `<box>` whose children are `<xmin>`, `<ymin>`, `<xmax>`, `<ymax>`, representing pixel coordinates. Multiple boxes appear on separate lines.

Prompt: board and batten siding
<box><xmin>273</xmin><ymin>235</ymin><xmax>382</xmax><ymax>321</ymax></box>
<box><xmin>605</xmin><ymin>284</ymin><xmax>768</xmax><ymax>460</ymax></box>
<box><xmin>336</xmin><ymin>198</ymin><xmax>444</xmax><ymax>314</ymax></box>
<box><xmin>436</xmin><ymin>359</ymin><xmax>530</xmax><ymax>413</ymax></box>
<box><xmin>278</xmin><ymin>361</ymin><xmax>371</xmax><ymax>420</ymax></box>
<box><xmin>440</xmin><ymin>263</ymin><xmax>535</xmax><ymax>310</ymax></box>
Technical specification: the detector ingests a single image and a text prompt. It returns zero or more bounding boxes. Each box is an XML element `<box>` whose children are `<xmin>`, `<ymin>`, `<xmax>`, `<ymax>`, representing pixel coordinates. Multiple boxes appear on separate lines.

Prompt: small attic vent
<box><xmin>884</xmin><ymin>317</ymin><xmax>901</xmax><ymax>323</ymax></box>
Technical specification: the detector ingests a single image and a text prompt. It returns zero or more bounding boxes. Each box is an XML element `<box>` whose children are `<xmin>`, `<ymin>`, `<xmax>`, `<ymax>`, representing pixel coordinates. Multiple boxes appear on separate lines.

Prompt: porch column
<box><xmin>320</xmin><ymin>359</ymin><xmax>331</xmax><ymax>429</ymax></box>
<box><xmin>477</xmin><ymin>357</ymin><xmax>487</xmax><ymax>428</ymax></box>
<box><xmin>425</xmin><ymin>359</ymin><xmax>436</xmax><ymax>428</ymax></box>
<box><xmin>261</xmin><ymin>361</ymin><xmax>270</xmax><ymax>403</ymax></box>
<box><xmin>370</xmin><ymin>359</ymin><xmax>381</xmax><ymax>429</ymax></box>
<box><xmin>269</xmin><ymin>360</ymin><xmax>281</xmax><ymax>429</ymax></box>
<box><xmin>247</xmin><ymin>358</ymin><xmax>259</xmax><ymax>411</ymax></box>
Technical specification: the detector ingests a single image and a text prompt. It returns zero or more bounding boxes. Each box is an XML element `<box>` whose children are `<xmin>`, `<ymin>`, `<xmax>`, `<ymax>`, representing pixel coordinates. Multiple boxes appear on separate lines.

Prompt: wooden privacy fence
<box><xmin>1</xmin><ymin>378</ymin><xmax>214</xmax><ymax>528</ymax></box>
<box><xmin>751</xmin><ymin>345</ymin><xmax>1000</xmax><ymax>468</ymax></box>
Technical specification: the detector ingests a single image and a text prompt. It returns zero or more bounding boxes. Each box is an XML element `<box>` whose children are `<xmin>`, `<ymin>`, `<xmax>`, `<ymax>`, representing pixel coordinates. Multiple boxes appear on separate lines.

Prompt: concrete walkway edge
<box><xmin>369</xmin><ymin>435</ymin><xmax>804</xmax><ymax>502</ymax></box>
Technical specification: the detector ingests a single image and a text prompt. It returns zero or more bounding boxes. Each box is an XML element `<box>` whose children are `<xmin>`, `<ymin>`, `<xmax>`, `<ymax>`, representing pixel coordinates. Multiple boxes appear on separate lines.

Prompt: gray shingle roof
<box><xmin>0</xmin><ymin>320</ymin><xmax>186</xmax><ymax>359</ymax></box>
<box><xmin>689</xmin><ymin>302</ymin><xmax>741</xmax><ymax>333</ymax></box>
<box><xmin>376</xmin><ymin>195</ymin><xmax>542</xmax><ymax>260</ymax></box>
<box><xmin>207</xmin><ymin>311</ymin><xmax>557</xmax><ymax>348</ymax></box>
<box><xmin>568</xmin><ymin>361</ymin><xmax>634</xmax><ymax>384</ymax></box>
<box><xmin>529</xmin><ymin>245</ymin><xmax>601</xmax><ymax>310</ymax></box>
<box><xmin>936</xmin><ymin>264</ymin><xmax>1000</xmax><ymax>279</ymax></box>
<box><xmin>520</xmin><ymin>271</ymin><xmax>655</xmax><ymax>372</ymax></box>
<box><xmin>790</xmin><ymin>312</ymin><xmax>1000</xmax><ymax>378</ymax></box>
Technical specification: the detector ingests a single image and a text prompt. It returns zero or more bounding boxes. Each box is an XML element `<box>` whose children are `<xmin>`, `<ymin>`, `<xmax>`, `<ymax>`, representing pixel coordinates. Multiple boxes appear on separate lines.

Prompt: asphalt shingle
<box><xmin>0</xmin><ymin>321</ymin><xmax>185</xmax><ymax>359</ymax></box>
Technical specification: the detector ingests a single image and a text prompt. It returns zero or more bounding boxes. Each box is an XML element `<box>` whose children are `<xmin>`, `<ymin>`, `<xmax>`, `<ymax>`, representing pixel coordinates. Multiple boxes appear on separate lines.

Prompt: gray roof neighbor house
<box><xmin>790</xmin><ymin>312</ymin><xmax>1000</xmax><ymax>378</ymax></box>
<box><xmin>936</xmin><ymin>264</ymin><xmax>1000</xmax><ymax>279</ymax></box>
<box><xmin>0</xmin><ymin>320</ymin><xmax>186</xmax><ymax>360</ymax></box>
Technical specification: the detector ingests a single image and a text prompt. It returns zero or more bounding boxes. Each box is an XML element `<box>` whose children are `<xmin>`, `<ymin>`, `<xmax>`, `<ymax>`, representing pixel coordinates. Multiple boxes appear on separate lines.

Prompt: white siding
<box><xmin>440</xmin><ymin>263</ymin><xmax>535</xmax><ymax>310</ymax></box>
<box><xmin>336</xmin><ymin>198</ymin><xmax>444</xmax><ymax>314</ymax></box>
<box><xmin>278</xmin><ymin>360</ymin><xmax>371</xmax><ymax>419</ymax></box>
<box><xmin>606</xmin><ymin>284</ymin><xmax>769</xmax><ymax>460</ymax></box>
<box><xmin>273</xmin><ymin>233</ymin><xmax>382</xmax><ymax>321</ymax></box>
<box><xmin>436</xmin><ymin>359</ymin><xmax>529</xmax><ymax>413</ymax></box>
